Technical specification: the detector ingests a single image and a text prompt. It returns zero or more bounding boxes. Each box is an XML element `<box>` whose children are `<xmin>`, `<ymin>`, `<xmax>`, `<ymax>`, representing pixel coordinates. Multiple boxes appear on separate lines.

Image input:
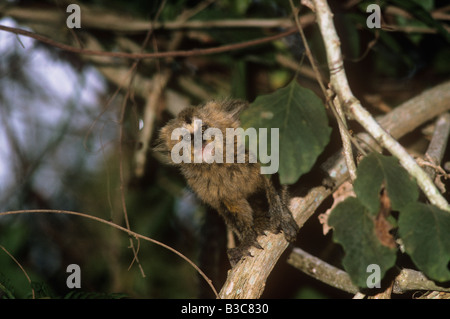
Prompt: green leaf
<box><xmin>328</xmin><ymin>197</ymin><xmax>397</xmax><ymax>288</ymax></box>
<box><xmin>240</xmin><ymin>80</ymin><xmax>331</xmax><ymax>184</ymax></box>
<box><xmin>0</xmin><ymin>273</ymin><xmax>15</xmax><ymax>299</ymax></box>
<box><xmin>398</xmin><ymin>203</ymin><xmax>450</xmax><ymax>282</ymax></box>
<box><xmin>353</xmin><ymin>153</ymin><xmax>418</xmax><ymax>214</ymax></box>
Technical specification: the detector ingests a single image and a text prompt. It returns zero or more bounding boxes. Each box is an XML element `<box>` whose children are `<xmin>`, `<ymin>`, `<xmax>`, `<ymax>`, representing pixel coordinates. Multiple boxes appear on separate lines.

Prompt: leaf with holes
<box><xmin>353</xmin><ymin>153</ymin><xmax>419</xmax><ymax>215</ymax></box>
<box><xmin>328</xmin><ymin>197</ymin><xmax>397</xmax><ymax>288</ymax></box>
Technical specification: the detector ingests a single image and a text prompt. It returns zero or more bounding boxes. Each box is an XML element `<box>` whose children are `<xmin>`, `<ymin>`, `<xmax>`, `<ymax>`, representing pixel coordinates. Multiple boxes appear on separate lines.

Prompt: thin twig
<box><xmin>0</xmin><ymin>209</ymin><xmax>219</xmax><ymax>298</ymax></box>
<box><xmin>118</xmin><ymin>87</ymin><xmax>146</xmax><ymax>278</ymax></box>
<box><xmin>331</xmin><ymin>95</ymin><xmax>358</xmax><ymax>181</ymax></box>
<box><xmin>117</xmin><ymin>0</ymin><xmax>170</xmax><ymax>278</ymax></box>
<box><xmin>0</xmin><ymin>24</ymin><xmax>298</xmax><ymax>60</ymax></box>
<box><xmin>423</xmin><ymin>113</ymin><xmax>450</xmax><ymax>180</ymax></box>
<box><xmin>3</xmin><ymin>6</ymin><xmax>296</xmax><ymax>31</ymax></box>
<box><xmin>275</xmin><ymin>54</ymin><xmax>317</xmax><ymax>81</ymax></box>
<box><xmin>289</xmin><ymin>0</ymin><xmax>327</xmax><ymax>93</ymax></box>
<box><xmin>289</xmin><ymin>0</ymin><xmax>360</xmax><ymax>181</ymax></box>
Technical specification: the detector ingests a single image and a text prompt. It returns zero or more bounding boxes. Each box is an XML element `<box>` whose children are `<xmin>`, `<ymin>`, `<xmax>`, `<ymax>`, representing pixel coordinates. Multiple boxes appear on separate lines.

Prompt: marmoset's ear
<box><xmin>220</xmin><ymin>99</ymin><xmax>249</xmax><ymax>120</ymax></box>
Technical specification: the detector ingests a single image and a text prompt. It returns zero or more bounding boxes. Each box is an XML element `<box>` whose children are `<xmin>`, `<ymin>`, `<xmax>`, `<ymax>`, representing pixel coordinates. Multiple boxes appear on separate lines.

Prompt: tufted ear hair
<box><xmin>177</xmin><ymin>106</ymin><xmax>196</xmax><ymax>124</ymax></box>
<box><xmin>219</xmin><ymin>99</ymin><xmax>249</xmax><ymax>120</ymax></box>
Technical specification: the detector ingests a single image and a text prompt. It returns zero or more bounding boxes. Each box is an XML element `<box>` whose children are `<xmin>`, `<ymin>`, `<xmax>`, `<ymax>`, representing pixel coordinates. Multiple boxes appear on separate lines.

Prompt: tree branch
<box><xmin>312</xmin><ymin>0</ymin><xmax>449</xmax><ymax>212</ymax></box>
<box><xmin>287</xmin><ymin>247</ymin><xmax>358</xmax><ymax>294</ymax></box>
<box><xmin>0</xmin><ymin>24</ymin><xmax>300</xmax><ymax>60</ymax></box>
<box><xmin>423</xmin><ymin>113</ymin><xmax>450</xmax><ymax>180</ymax></box>
<box><xmin>3</xmin><ymin>6</ymin><xmax>298</xmax><ymax>32</ymax></box>
<box><xmin>393</xmin><ymin>269</ymin><xmax>450</xmax><ymax>294</ymax></box>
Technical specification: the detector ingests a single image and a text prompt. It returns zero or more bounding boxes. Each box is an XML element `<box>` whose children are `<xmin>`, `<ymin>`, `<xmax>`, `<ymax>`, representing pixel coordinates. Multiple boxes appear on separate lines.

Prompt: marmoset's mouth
<box><xmin>190</xmin><ymin>141</ymin><xmax>217</xmax><ymax>161</ymax></box>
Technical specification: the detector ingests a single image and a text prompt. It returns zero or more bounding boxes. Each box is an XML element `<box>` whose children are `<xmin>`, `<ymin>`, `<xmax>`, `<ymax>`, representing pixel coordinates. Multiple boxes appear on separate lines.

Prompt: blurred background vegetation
<box><xmin>0</xmin><ymin>0</ymin><xmax>449</xmax><ymax>298</ymax></box>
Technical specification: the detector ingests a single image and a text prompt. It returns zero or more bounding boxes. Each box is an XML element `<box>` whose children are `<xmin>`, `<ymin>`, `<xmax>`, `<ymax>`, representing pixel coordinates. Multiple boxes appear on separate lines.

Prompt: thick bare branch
<box><xmin>287</xmin><ymin>247</ymin><xmax>358</xmax><ymax>294</ymax></box>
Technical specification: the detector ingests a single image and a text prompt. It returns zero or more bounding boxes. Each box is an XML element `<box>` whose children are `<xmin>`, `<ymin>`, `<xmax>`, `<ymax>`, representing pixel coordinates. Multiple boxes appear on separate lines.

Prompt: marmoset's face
<box><xmin>159</xmin><ymin>101</ymin><xmax>244</xmax><ymax>164</ymax></box>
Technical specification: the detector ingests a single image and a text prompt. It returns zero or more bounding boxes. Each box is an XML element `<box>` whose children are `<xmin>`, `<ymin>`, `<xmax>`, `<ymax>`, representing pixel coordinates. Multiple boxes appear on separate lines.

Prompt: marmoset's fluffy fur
<box><xmin>156</xmin><ymin>99</ymin><xmax>299</xmax><ymax>266</ymax></box>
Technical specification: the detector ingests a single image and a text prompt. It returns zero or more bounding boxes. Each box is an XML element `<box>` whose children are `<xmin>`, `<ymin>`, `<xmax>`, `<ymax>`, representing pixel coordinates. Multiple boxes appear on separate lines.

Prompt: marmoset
<box><xmin>156</xmin><ymin>99</ymin><xmax>299</xmax><ymax>266</ymax></box>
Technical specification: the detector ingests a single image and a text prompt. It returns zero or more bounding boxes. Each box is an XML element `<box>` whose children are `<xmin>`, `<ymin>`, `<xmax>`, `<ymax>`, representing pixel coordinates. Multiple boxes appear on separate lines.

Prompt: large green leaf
<box><xmin>353</xmin><ymin>153</ymin><xmax>419</xmax><ymax>215</ymax></box>
<box><xmin>398</xmin><ymin>203</ymin><xmax>450</xmax><ymax>282</ymax></box>
<box><xmin>240</xmin><ymin>80</ymin><xmax>331</xmax><ymax>184</ymax></box>
<box><xmin>328</xmin><ymin>197</ymin><xmax>398</xmax><ymax>288</ymax></box>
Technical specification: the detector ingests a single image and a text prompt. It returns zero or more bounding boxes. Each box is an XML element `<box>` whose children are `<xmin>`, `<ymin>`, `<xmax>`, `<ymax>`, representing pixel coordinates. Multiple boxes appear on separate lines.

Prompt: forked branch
<box><xmin>312</xmin><ymin>0</ymin><xmax>450</xmax><ymax>212</ymax></box>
